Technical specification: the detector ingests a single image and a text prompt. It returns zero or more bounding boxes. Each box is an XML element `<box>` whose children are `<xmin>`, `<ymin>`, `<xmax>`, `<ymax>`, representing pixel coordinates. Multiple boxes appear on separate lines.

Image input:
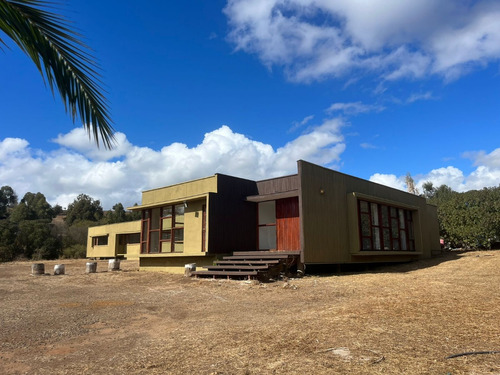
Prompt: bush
<box><xmin>0</xmin><ymin>246</ymin><xmax>14</xmax><ymax>262</ymax></box>
<box><xmin>61</xmin><ymin>244</ymin><xmax>87</xmax><ymax>259</ymax></box>
<box><xmin>31</xmin><ymin>237</ymin><xmax>62</xmax><ymax>260</ymax></box>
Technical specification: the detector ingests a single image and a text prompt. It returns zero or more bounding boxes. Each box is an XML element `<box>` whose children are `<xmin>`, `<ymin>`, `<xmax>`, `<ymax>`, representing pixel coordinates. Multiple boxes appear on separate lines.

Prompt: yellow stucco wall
<box><xmin>183</xmin><ymin>199</ymin><xmax>207</xmax><ymax>254</ymax></box>
<box><xmin>87</xmin><ymin>221</ymin><xmax>141</xmax><ymax>259</ymax></box>
<box><xmin>127</xmin><ymin>176</ymin><xmax>216</xmax><ymax>263</ymax></box>
<box><xmin>140</xmin><ymin>175</ymin><xmax>217</xmax><ymax>206</ymax></box>
<box><xmin>139</xmin><ymin>254</ymin><xmax>218</xmax><ymax>274</ymax></box>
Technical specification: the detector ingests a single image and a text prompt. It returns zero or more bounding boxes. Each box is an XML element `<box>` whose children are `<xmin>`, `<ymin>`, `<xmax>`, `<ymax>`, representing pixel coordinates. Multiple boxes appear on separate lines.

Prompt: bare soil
<box><xmin>0</xmin><ymin>251</ymin><xmax>499</xmax><ymax>375</ymax></box>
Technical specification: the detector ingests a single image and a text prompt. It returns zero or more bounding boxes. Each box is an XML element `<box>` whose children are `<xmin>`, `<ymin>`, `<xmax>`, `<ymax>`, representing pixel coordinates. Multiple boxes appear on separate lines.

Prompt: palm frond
<box><xmin>0</xmin><ymin>0</ymin><xmax>115</xmax><ymax>148</ymax></box>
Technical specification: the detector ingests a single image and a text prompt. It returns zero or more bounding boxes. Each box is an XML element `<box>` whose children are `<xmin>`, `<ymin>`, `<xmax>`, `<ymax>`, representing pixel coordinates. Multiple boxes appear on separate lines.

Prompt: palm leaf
<box><xmin>0</xmin><ymin>0</ymin><xmax>115</xmax><ymax>148</ymax></box>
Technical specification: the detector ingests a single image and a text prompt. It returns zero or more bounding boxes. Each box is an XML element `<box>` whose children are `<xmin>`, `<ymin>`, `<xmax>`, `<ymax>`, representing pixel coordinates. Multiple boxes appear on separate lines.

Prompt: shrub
<box><xmin>61</xmin><ymin>244</ymin><xmax>87</xmax><ymax>259</ymax></box>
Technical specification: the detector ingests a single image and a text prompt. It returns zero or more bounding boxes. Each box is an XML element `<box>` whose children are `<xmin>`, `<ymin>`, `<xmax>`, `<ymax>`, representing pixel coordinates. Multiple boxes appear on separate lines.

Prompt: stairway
<box><xmin>191</xmin><ymin>251</ymin><xmax>301</xmax><ymax>281</ymax></box>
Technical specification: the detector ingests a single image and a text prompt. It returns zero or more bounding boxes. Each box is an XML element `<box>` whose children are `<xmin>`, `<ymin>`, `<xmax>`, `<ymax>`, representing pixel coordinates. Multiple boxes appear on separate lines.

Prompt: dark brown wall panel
<box><xmin>298</xmin><ymin>160</ymin><xmax>440</xmax><ymax>264</ymax></box>
<box><xmin>256</xmin><ymin>175</ymin><xmax>299</xmax><ymax>195</ymax></box>
<box><xmin>207</xmin><ymin>174</ymin><xmax>258</xmax><ymax>254</ymax></box>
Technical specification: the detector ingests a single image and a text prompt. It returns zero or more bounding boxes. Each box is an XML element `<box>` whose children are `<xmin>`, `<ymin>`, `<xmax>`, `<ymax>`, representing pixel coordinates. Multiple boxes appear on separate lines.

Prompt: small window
<box><xmin>92</xmin><ymin>235</ymin><xmax>108</xmax><ymax>246</ymax></box>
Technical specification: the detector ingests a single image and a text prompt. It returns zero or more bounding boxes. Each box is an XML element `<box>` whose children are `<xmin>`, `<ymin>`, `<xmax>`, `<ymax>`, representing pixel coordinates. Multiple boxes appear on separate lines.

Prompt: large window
<box><xmin>358</xmin><ymin>200</ymin><xmax>415</xmax><ymax>251</ymax></box>
<box><xmin>160</xmin><ymin>205</ymin><xmax>184</xmax><ymax>253</ymax></box>
<box><xmin>141</xmin><ymin>204</ymin><xmax>184</xmax><ymax>253</ymax></box>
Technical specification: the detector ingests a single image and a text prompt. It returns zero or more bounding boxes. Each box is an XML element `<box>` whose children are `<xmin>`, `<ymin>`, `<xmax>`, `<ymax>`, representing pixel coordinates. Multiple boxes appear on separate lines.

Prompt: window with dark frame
<box><xmin>119</xmin><ymin>233</ymin><xmax>140</xmax><ymax>245</ymax></box>
<box><xmin>92</xmin><ymin>235</ymin><xmax>108</xmax><ymax>247</ymax></box>
<box><xmin>127</xmin><ymin>233</ymin><xmax>141</xmax><ymax>244</ymax></box>
<box><xmin>141</xmin><ymin>205</ymin><xmax>184</xmax><ymax>254</ymax></box>
<box><xmin>358</xmin><ymin>199</ymin><xmax>415</xmax><ymax>251</ymax></box>
<box><xmin>140</xmin><ymin>209</ymin><xmax>149</xmax><ymax>253</ymax></box>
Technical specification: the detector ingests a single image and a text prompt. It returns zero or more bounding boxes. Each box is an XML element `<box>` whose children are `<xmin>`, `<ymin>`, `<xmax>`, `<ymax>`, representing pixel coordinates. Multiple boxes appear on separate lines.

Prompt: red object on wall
<box><xmin>276</xmin><ymin>197</ymin><xmax>300</xmax><ymax>251</ymax></box>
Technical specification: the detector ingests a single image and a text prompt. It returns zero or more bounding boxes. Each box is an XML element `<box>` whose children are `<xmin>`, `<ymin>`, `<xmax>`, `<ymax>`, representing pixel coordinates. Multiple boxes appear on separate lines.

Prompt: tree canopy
<box><xmin>65</xmin><ymin>193</ymin><xmax>103</xmax><ymax>226</ymax></box>
<box><xmin>427</xmin><ymin>185</ymin><xmax>500</xmax><ymax>249</ymax></box>
<box><xmin>0</xmin><ymin>185</ymin><xmax>17</xmax><ymax>218</ymax></box>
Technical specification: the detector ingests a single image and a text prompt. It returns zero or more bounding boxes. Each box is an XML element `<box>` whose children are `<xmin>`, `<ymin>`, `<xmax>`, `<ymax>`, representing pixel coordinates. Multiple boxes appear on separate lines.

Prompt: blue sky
<box><xmin>1</xmin><ymin>0</ymin><xmax>500</xmax><ymax>209</ymax></box>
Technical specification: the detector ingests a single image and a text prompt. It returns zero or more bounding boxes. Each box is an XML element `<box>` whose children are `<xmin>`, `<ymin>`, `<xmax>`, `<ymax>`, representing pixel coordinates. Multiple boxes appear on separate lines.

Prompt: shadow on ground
<box><xmin>304</xmin><ymin>250</ymin><xmax>480</xmax><ymax>277</ymax></box>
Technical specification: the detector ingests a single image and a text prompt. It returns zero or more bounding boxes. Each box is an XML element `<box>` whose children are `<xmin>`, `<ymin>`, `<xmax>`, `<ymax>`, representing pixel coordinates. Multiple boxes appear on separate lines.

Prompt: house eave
<box><xmin>246</xmin><ymin>190</ymin><xmax>299</xmax><ymax>202</ymax></box>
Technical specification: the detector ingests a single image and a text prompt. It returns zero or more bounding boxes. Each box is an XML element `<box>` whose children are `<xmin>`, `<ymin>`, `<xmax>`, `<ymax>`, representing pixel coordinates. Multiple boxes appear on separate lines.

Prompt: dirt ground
<box><xmin>0</xmin><ymin>251</ymin><xmax>499</xmax><ymax>375</ymax></box>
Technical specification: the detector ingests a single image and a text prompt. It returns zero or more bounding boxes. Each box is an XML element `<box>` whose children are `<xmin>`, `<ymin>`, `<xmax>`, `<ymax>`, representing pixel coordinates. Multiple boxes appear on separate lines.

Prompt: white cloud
<box><xmin>53</xmin><ymin>128</ymin><xmax>133</xmax><ymax>161</ymax></box>
<box><xmin>3</xmin><ymin>126</ymin><xmax>499</xmax><ymax>211</ymax></box>
<box><xmin>369</xmin><ymin>152</ymin><xmax>500</xmax><ymax>193</ymax></box>
<box><xmin>289</xmin><ymin>114</ymin><xmax>314</xmax><ymax>133</ymax></box>
<box><xmin>369</xmin><ymin>173</ymin><xmax>406</xmax><ymax>191</ymax></box>
<box><xmin>327</xmin><ymin>101</ymin><xmax>385</xmax><ymax>115</ymax></box>
<box><xmin>0</xmin><ymin>122</ymin><xmax>345</xmax><ymax>209</ymax></box>
<box><xmin>0</xmin><ymin>138</ymin><xmax>30</xmax><ymax>159</ymax></box>
<box><xmin>463</xmin><ymin>148</ymin><xmax>500</xmax><ymax>169</ymax></box>
<box><xmin>406</xmin><ymin>91</ymin><xmax>434</xmax><ymax>103</ymax></box>
<box><xmin>224</xmin><ymin>0</ymin><xmax>500</xmax><ymax>82</ymax></box>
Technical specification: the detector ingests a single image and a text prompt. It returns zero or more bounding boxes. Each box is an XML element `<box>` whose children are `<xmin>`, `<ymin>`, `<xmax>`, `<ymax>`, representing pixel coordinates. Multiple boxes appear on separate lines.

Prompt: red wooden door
<box><xmin>276</xmin><ymin>197</ymin><xmax>300</xmax><ymax>250</ymax></box>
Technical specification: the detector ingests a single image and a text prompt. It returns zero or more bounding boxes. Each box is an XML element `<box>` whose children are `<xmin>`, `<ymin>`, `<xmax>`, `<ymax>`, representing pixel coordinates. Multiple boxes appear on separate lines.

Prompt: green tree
<box><xmin>52</xmin><ymin>204</ymin><xmax>63</xmax><ymax>216</ymax></box>
<box><xmin>438</xmin><ymin>187</ymin><xmax>500</xmax><ymax>249</ymax></box>
<box><xmin>9</xmin><ymin>201</ymin><xmax>30</xmax><ymax>222</ymax></box>
<box><xmin>65</xmin><ymin>194</ymin><xmax>103</xmax><ymax>226</ymax></box>
<box><xmin>104</xmin><ymin>203</ymin><xmax>127</xmax><ymax>224</ymax></box>
<box><xmin>15</xmin><ymin>219</ymin><xmax>61</xmax><ymax>259</ymax></box>
<box><xmin>126</xmin><ymin>204</ymin><xmax>142</xmax><ymax>221</ymax></box>
<box><xmin>10</xmin><ymin>192</ymin><xmax>54</xmax><ymax>221</ymax></box>
<box><xmin>0</xmin><ymin>219</ymin><xmax>17</xmax><ymax>261</ymax></box>
<box><xmin>0</xmin><ymin>185</ymin><xmax>17</xmax><ymax>218</ymax></box>
<box><xmin>422</xmin><ymin>181</ymin><xmax>435</xmax><ymax>199</ymax></box>
<box><xmin>0</xmin><ymin>0</ymin><xmax>114</xmax><ymax>147</ymax></box>
<box><xmin>23</xmin><ymin>192</ymin><xmax>53</xmax><ymax>219</ymax></box>
<box><xmin>102</xmin><ymin>202</ymin><xmax>142</xmax><ymax>224</ymax></box>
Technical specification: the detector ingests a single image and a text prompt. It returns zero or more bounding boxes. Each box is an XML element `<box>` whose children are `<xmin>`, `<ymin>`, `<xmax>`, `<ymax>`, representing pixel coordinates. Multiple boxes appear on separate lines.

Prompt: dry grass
<box><xmin>0</xmin><ymin>251</ymin><xmax>499</xmax><ymax>374</ymax></box>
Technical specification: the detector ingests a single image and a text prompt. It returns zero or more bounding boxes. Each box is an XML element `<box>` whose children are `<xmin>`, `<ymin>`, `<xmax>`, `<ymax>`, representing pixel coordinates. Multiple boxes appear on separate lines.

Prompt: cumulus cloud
<box><xmin>369</xmin><ymin>149</ymin><xmax>500</xmax><ymax>193</ymax></box>
<box><xmin>3</xmin><ymin>126</ymin><xmax>499</xmax><ymax>210</ymax></box>
<box><xmin>53</xmin><ymin>128</ymin><xmax>133</xmax><ymax>161</ymax></box>
<box><xmin>224</xmin><ymin>0</ymin><xmax>500</xmax><ymax>82</ymax></box>
<box><xmin>464</xmin><ymin>148</ymin><xmax>500</xmax><ymax>169</ymax></box>
<box><xmin>0</xmin><ymin>122</ymin><xmax>345</xmax><ymax>209</ymax></box>
<box><xmin>369</xmin><ymin>173</ymin><xmax>406</xmax><ymax>191</ymax></box>
<box><xmin>0</xmin><ymin>138</ymin><xmax>29</xmax><ymax>159</ymax></box>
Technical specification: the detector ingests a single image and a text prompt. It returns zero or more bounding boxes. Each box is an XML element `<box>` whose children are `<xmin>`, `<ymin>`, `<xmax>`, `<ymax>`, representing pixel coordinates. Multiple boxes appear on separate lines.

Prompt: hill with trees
<box><xmin>0</xmin><ymin>186</ymin><xmax>139</xmax><ymax>262</ymax></box>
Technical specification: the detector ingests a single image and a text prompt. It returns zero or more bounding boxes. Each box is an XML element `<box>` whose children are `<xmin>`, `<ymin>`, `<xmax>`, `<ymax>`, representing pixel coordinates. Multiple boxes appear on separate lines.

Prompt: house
<box><xmin>87</xmin><ymin>221</ymin><xmax>141</xmax><ymax>260</ymax></box>
<box><xmin>86</xmin><ymin>160</ymin><xmax>440</xmax><ymax>273</ymax></box>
